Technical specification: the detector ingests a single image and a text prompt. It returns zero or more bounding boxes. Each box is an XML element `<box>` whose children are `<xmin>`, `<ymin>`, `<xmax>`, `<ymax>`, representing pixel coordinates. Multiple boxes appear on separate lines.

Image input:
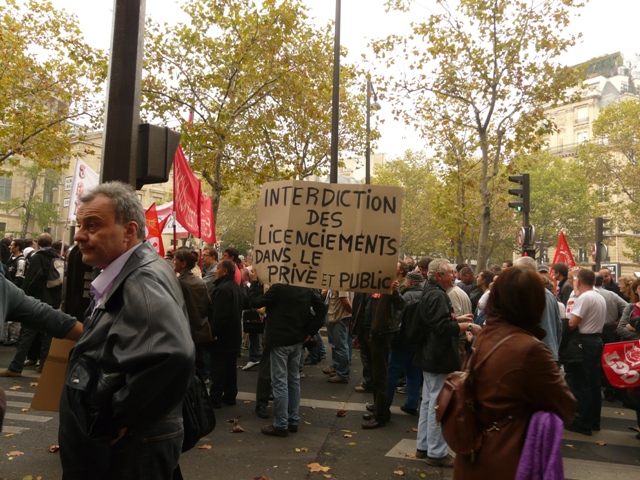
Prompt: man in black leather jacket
<box><xmin>59</xmin><ymin>182</ymin><xmax>194</xmax><ymax>480</ymax></box>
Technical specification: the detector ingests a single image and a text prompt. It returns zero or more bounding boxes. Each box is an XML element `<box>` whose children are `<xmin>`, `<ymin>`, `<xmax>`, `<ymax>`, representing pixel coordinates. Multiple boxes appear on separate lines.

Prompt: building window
<box><xmin>0</xmin><ymin>222</ymin><xmax>6</xmax><ymax>233</ymax></box>
<box><xmin>0</xmin><ymin>176</ymin><xmax>12</xmax><ymax>201</ymax></box>
<box><xmin>575</xmin><ymin>106</ymin><xmax>589</xmax><ymax>125</ymax></box>
<box><xmin>43</xmin><ymin>178</ymin><xmax>55</xmax><ymax>203</ymax></box>
<box><xmin>577</xmin><ymin>131</ymin><xmax>588</xmax><ymax>143</ymax></box>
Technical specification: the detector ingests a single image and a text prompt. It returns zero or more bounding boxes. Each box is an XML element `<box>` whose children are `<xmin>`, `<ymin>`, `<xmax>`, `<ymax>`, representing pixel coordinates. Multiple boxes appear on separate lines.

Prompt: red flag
<box><xmin>145</xmin><ymin>203</ymin><xmax>167</xmax><ymax>257</ymax></box>
<box><xmin>173</xmin><ymin>145</ymin><xmax>201</xmax><ymax>237</ymax></box>
<box><xmin>552</xmin><ymin>232</ymin><xmax>576</xmax><ymax>268</ymax></box>
<box><xmin>602</xmin><ymin>341</ymin><xmax>640</xmax><ymax>389</ymax></box>
<box><xmin>200</xmin><ymin>194</ymin><xmax>216</xmax><ymax>244</ymax></box>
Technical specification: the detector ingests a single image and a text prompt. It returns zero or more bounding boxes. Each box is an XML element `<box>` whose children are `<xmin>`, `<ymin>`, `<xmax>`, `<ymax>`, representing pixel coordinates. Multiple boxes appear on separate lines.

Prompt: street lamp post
<box><xmin>365</xmin><ymin>79</ymin><xmax>381</xmax><ymax>185</ymax></box>
<box><xmin>329</xmin><ymin>0</ymin><xmax>341</xmax><ymax>184</ymax></box>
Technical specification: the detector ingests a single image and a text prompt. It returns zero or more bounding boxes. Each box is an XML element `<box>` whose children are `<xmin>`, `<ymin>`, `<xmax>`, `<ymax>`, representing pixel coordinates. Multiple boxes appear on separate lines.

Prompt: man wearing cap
<box><xmin>538</xmin><ymin>264</ymin><xmax>550</xmax><ymax>274</ymax></box>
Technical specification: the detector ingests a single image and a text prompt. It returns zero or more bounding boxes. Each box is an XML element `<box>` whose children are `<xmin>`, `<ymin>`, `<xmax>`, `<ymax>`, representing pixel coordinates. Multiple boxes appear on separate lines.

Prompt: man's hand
<box><xmin>247</xmin><ymin>266</ymin><xmax>258</xmax><ymax>282</ymax></box>
<box><xmin>456</xmin><ymin>314</ymin><xmax>474</xmax><ymax>323</ymax></box>
<box><xmin>391</xmin><ymin>280</ymin><xmax>399</xmax><ymax>292</ymax></box>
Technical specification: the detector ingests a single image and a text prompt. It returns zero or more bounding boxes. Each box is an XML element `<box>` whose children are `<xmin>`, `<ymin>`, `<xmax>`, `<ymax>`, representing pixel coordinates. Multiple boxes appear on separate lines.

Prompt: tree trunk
<box><xmin>21</xmin><ymin>176</ymin><xmax>39</xmax><ymax>237</ymax></box>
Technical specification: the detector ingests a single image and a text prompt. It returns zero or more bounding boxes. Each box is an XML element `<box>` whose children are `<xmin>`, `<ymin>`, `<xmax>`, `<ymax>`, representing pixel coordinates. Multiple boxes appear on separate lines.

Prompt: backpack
<box><xmin>181</xmin><ymin>369</ymin><xmax>216</xmax><ymax>452</ymax></box>
<box><xmin>47</xmin><ymin>256</ymin><xmax>65</xmax><ymax>288</ymax></box>
<box><xmin>435</xmin><ymin>334</ymin><xmax>516</xmax><ymax>462</ymax></box>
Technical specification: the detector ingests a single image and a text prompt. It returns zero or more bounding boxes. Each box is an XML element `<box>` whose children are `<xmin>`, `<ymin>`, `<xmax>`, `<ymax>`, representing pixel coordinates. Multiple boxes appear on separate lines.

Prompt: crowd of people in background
<box><xmin>3</xmin><ymin>208</ymin><xmax>640</xmax><ymax>478</ymax></box>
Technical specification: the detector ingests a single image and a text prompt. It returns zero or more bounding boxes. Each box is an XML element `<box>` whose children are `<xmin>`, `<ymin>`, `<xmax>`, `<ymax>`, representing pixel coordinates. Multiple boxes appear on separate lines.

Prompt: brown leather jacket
<box><xmin>453</xmin><ymin>319</ymin><xmax>576</xmax><ymax>479</ymax></box>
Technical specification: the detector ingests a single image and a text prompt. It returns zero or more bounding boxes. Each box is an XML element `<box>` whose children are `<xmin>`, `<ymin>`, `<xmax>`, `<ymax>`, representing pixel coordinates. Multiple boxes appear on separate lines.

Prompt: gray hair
<box><xmin>427</xmin><ymin>258</ymin><xmax>451</xmax><ymax>283</ymax></box>
<box><xmin>78</xmin><ymin>181</ymin><xmax>146</xmax><ymax>240</ymax></box>
<box><xmin>513</xmin><ymin>256</ymin><xmax>537</xmax><ymax>271</ymax></box>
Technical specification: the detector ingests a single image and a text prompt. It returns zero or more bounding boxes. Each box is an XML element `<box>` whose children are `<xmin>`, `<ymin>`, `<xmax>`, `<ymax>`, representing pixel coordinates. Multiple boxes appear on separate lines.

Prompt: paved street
<box><xmin>1</xmin><ymin>335</ymin><xmax>639</xmax><ymax>480</ymax></box>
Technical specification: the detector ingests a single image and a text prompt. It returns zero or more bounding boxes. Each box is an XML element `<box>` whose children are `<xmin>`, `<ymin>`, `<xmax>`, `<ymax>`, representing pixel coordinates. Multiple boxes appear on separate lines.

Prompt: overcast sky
<box><xmin>52</xmin><ymin>0</ymin><xmax>638</xmax><ymax>159</ymax></box>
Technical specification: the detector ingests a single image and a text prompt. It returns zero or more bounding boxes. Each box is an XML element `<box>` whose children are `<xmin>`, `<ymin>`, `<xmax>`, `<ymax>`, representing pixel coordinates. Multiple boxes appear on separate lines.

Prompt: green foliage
<box><xmin>518</xmin><ymin>151</ymin><xmax>598</xmax><ymax>252</ymax></box>
<box><xmin>215</xmin><ymin>181</ymin><xmax>260</xmax><ymax>256</ymax></box>
<box><xmin>577</xmin><ymin>99</ymin><xmax>640</xmax><ymax>231</ymax></box>
<box><xmin>143</xmin><ymin>0</ymin><xmax>366</xmax><ymax>215</ymax></box>
<box><xmin>0</xmin><ymin>0</ymin><xmax>107</xmax><ymax>175</ymax></box>
<box><xmin>374</xmin><ymin>0</ymin><xmax>585</xmax><ymax>269</ymax></box>
<box><xmin>371</xmin><ymin>151</ymin><xmax>446</xmax><ymax>257</ymax></box>
<box><xmin>0</xmin><ymin>162</ymin><xmax>61</xmax><ymax>237</ymax></box>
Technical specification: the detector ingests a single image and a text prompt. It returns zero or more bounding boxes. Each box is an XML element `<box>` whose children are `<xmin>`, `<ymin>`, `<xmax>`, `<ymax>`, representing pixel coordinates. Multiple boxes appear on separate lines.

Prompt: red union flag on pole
<box><xmin>199</xmin><ymin>194</ymin><xmax>216</xmax><ymax>244</ymax></box>
<box><xmin>552</xmin><ymin>231</ymin><xmax>576</xmax><ymax>268</ymax></box>
<box><xmin>173</xmin><ymin>145</ymin><xmax>201</xmax><ymax>237</ymax></box>
<box><xmin>145</xmin><ymin>203</ymin><xmax>168</xmax><ymax>257</ymax></box>
<box><xmin>602</xmin><ymin>341</ymin><xmax>640</xmax><ymax>389</ymax></box>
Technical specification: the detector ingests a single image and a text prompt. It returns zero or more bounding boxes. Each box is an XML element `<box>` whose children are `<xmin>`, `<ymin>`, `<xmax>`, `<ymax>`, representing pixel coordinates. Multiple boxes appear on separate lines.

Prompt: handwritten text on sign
<box><xmin>253</xmin><ymin>181</ymin><xmax>403</xmax><ymax>293</ymax></box>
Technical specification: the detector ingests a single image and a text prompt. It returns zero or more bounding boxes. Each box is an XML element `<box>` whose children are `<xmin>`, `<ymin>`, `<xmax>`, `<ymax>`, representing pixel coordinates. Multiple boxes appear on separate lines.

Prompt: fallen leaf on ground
<box><xmin>304</xmin><ymin>421</ymin><xmax>312</xmax><ymax>425</ymax></box>
<box><xmin>628</xmin><ymin>425</ymin><xmax>640</xmax><ymax>432</ymax></box>
<box><xmin>343</xmin><ymin>433</ymin><xmax>352</xmax><ymax>438</ymax></box>
<box><xmin>411</xmin><ymin>428</ymin><xmax>418</xmax><ymax>432</ymax></box>
<box><xmin>347</xmin><ymin>442</ymin><xmax>356</xmax><ymax>446</ymax></box>
<box><xmin>340</xmin><ymin>429</ymin><xmax>352</xmax><ymax>433</ymax></box>
<box><xmin>243</xmin><ymin>400</ymin><xmax>251</xmax><ymax>404</ymax></box>
<box><xmin>394</xmin><ymin>470</ymin><xmax>405</xmax><ymax>476</ymax></box>
<box><xmin>596</xmin><ymin>441</ymin><xmax>606</xmax><ymax>446</ymax></box>
<box><xmin>615</xmin><ymin>411</ymin><xmax>626</xmax><ymax>416</ymax></box>
<box><xmin>295</xmin><ymin>447</ymin><xmax>309</xmax><ymax>453</ymax></box>
<box><xmin>420</xmin><ymin>474</ymin><xmax>427</xmax><ymax>478</ymax></box>
<box><xmin>253</xmin><ymin>476</ymin><xmax>272</xmax><ymax>480</ymax></box>
<box><xmin>7</xmin><ymin>451</ymin><xmax>24</xmax><ymax>456</ymax></box>
<box><xmin>228</xmin><ymin>416</ymin><xmax>244</xmax><ymax>433</ymax></box>
<box><xmin>21</xmin><ymin>408</ymin><xmax>29</xmax><ymax>412</ymax></box>
<box><xmin>49</xmin><ymin>445</ymin><xmax>60</xmax><ymax>453</ymax></box>
<box><xmin>307</xmin><ymin>462</ymin><xmax>330</xmax><ymax>473</ymax></box>
<box><xmin>336</xmin><ymin>409</ymin><xmax>347</xmax><ymax>417</ymax></box>
<box><xmin>404</xmin><ymin>452</ymin><xmax>417</xmax><ymax>459</ymax></box>
<box><xmin>323</xmin><ymin>475</ymin><xmax>332</xmax><ymax>479</ymax></box>
<box><xmin>566</xmin><ymin>444</ymin><xmax>575</xmax><ymax>449</ymax></box>
<box><xmin>9</xmin><ymin>386</ymin><xmax>22</xmax><ymax>391</ymax></box>
<box><xmin>3</xmin><ymin>434</ymin><xmax>14</xmax><ymax>438</ymax></box>
<box><xmin>198</xmin><ymin>444</ymin><xmax>212</xmax><ymax>450</ymax></box>
<box><xmin>29</xmin><ymin>382</ymin><xmax>38</xmax><ymax>387</ymax></box>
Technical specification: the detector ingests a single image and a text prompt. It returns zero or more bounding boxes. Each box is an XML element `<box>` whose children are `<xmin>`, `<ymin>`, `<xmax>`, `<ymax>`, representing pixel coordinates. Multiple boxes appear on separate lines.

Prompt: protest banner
<box><xmin>253</xmin><ymin>180</ymin><xmax>403</xmax><ymax>293</ymax></box>
<box><xmin>602</xmin><ymin>340</ymin><xmax>640</xmax><ymax>389</ymax></box>
<box><xmin>67</xmin><ymin>157</ymin><xmax>99</xmax><ymax>221</ymax></box>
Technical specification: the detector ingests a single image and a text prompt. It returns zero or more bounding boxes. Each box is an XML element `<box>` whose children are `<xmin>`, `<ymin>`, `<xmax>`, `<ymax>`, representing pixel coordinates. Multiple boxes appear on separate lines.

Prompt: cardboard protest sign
<box><xmin>253</xmin><ymin>180</ymin><xmax>403</xmax><ymax>293</ymax></box>
<box><xmin>602</xmin><ymin>340</ymin><xmax>640</xmax><ymax>389</ymax></box>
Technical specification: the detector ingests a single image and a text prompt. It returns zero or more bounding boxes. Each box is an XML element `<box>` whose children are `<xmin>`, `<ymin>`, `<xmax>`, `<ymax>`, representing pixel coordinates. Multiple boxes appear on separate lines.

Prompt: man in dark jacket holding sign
<box><xmin>247</xmin><ymin>270</ymin><xmax>327</xmax><ymax>437</ymax></box>
<box><xmin>411</xmin><ymin>259</ymin><xmax>480</xmax><ymax>468</ymax></box>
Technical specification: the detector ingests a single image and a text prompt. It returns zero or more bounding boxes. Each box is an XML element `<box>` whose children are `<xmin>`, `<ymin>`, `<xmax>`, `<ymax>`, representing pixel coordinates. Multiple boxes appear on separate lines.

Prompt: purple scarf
<box><xmin>515</xmin><ymin>411</ymin><xmax>564</xmax><ymax>480</ymax></box>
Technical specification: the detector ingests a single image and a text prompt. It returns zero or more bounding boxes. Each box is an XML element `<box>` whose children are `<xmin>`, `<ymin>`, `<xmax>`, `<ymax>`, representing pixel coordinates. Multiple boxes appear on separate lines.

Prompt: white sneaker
<box><xmin>242</xmin><ymin>361</ymin><xmax>259</xmax><ymax>371</ymax></box>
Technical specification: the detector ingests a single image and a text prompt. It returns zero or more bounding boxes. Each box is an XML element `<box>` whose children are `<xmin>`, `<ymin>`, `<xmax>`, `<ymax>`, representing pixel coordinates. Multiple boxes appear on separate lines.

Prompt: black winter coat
<box><xmin>411</xmin><ymin>281</ymin><xmax>461</xmax><ymax>374</ymax></box>
<box><xmin>209</xmin><ymin>273</ymin><xmax>243</xmax><ymax>351</ymax></box>
<box><xmin>22</xmin><ymin>247</ymin><xmax>62</xmax><ymax>307</ymax></box>
<box><xmin>247</xmin><ymin>283</ymin><xmax>327</xmax><ymax>349</ymax></box>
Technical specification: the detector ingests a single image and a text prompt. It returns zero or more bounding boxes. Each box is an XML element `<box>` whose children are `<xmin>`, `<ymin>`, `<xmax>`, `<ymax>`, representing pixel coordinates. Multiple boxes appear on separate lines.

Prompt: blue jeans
<box><xmin>270</xmin><ymin>343</ymin><xmax>302</xmax><ymax>430</ymax></box>
<box><xmin>387</xmin><ymin>350</ymin><xmax>421</xmax><ymax>410</ymax></box>
<box><xmin>327</xmin><ymin>317</ymin><xmax>351</xmax><ymax>379</ymax></box>
<box><xmin>416</xmin><ymin>372</ymin><xmax>448</xmax><ymax>458</ymax></box>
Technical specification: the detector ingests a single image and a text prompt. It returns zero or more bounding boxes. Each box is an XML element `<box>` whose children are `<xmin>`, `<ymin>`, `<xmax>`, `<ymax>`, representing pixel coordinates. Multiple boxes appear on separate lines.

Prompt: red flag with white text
<box><xmin>145</xmin><ymin>203</ymin><xmax>168</xmax><ymax>257</ymax></box>
<box><xmin>173</xmin><ymin>145</ymin><xmax>201</xmax><ymax>237</ymax></box>
<box><xmin>602</xmin><ymin>341</ymin><xmax>640</xmax><ymax>389</ymax></box>
<box><xmin>200</xmin><ymin>194</ymin><xmax>216</xmax><ymax>244</ymax></box>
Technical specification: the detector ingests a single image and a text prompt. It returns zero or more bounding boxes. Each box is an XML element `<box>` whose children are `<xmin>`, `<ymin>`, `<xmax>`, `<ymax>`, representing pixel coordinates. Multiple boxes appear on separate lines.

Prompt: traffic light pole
<box><xmin>508</xmin><ymin>173</ymin><xmax>533</xmax><ymax>257</ymax></box>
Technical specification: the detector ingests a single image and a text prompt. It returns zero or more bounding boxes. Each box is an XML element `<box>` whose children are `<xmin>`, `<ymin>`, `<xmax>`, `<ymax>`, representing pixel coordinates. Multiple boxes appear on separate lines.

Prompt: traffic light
<box><xmin>508</xmin><ymin>174</ymin><xmax>530</xmax><ymax>213</ymax></box>
<box><xmin>595</xmin><ymin>217</ymin><xmax>610</xmax><ymax>243</ymax></box>
<box><xmin>522</xmin><ymin>248</ymin><xmax>536</xmax><ymax>259</ymax></box>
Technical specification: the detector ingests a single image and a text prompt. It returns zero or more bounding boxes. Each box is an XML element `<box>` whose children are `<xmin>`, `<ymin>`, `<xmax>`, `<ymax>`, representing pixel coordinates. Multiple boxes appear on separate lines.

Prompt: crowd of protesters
<box><xmin>3</xmin><ymin>212</ymin><xmax>640</xmax><ymax>479</ymax></box>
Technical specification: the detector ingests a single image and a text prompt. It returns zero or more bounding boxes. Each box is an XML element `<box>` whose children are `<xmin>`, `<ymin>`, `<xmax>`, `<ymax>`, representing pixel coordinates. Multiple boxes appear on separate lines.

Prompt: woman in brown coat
<box><xmin>453</xmin><ymin>266</ymin><xmax>576</xmax><ymax>479</ymax></box>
